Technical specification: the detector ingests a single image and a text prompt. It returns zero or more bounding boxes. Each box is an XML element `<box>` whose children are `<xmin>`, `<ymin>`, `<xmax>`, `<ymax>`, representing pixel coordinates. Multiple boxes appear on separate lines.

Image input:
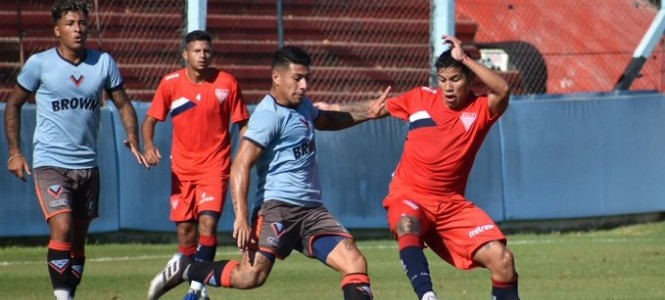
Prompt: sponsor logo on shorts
<box><xmin>267</xmin><ymin>237</ymin><xmax>280</xmax><ymax>246</ymax></box>
<box><xmin>49</xmin><ymin>199</ymin><xmax>68</xmax><ymax>208</ymax></box>
<box><xmin>199</xmin><ymin>192</ymin><xmax>215</xmax><ymax>204</ymax></box>
<box><xmin>468</xmin><ymin>224</ymin><xmax>495</xmax><ymax>238</ymax></box>
<box><xmin>48</xmin><ymin>184</ymin><xmax>63</xmax><ymax>199</ymax></box>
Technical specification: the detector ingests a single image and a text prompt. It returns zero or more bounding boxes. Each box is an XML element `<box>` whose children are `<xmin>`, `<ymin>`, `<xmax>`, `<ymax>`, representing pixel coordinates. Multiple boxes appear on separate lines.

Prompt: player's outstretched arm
<box><xmin>313</xmin><ymin>86</ymin><xmax>391</xmax><ymax>131</ymax></box>
<box><xmin>230</xmin><ymin>138</ymin><xmax>263</xmax><ymax>250</ymax></box>
<box><xmin>443</xmin><ymin>35</ymin><xmax>510</xmax><ymax>116</ymax></box>
<box><xmin>4</xmin><ymin>85</ymin><xmax>31</xmax><ymax>181</ymax></box>
<box><xmin>108</xmin><ymin>88</ymin><xmax>149</xmax><ymax>168</ymax></box>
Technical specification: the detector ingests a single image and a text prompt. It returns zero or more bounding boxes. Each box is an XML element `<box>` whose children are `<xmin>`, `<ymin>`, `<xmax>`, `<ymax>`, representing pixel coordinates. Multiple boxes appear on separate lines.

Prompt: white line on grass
<box><xmin>0</xmin><ymin>237</ymin><xmax>654</xmax><ymax>267</ymax></box>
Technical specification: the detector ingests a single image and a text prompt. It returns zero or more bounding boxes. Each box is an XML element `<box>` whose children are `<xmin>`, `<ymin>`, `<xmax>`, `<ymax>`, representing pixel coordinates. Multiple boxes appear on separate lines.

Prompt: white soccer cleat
<box><xmin>147</xmin><ymin>254</ymin><xmax>191</xmax><ymax>300</ymax></box>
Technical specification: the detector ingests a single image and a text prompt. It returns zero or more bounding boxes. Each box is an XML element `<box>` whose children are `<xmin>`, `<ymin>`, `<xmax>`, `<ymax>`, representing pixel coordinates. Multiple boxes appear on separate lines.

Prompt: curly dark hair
<box><xmin>51</xmin><ymin>0</ymin><xmax>89</xmax><ymax>22</ymax></box>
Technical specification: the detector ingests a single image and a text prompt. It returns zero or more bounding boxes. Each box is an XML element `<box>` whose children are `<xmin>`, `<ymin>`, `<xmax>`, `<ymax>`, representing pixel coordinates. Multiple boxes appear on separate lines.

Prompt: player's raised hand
<box><xmin>7</xmin><ymin>153</ymin><xmax>30</xmax><ymax>182</ymax></box>
<box><xmin>368</xmin><ymin>86</ymin><xmax>391</xmax><ymax>119</ymax></box>
<box><xmin>442</xmin><ymin>35</ymin><xmax>467</xmax><ymax>61</ymax></box>
<box><xmin>233</xmin><ymin>218</ymin><xmax>251</xmax><ymax>250</ymax></box>
<box><xmin>124</xmin><ymin>139</ymin><xmax>149</xmax><ymax>168</ymax></box>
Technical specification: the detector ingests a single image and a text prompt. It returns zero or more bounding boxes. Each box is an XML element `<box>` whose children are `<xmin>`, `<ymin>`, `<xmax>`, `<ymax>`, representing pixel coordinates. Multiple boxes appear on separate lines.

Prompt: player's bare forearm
<box><xmin>4</xmin><ymin>86</ymin><xmax>30</xmax><ymax>155</ymax></box>
<box><xmin>141</xmin><ymin>116</ymin><xmax>157</xmax><ymax>149</ymax></box>
<box><xmin>110</xmin><ymin>89</ymin><xmax>140</xmax><ymax>144</ymax></box>
<box><xmin>315</xmin><ymin>109</ymin><xmax>364</xmax><ymax>131</ymax></box>
<box><xmin>314</xmin><ymin>86</ymin><xmax>391</xmax><ymax>131</ymax></box>
<box><xmin>230</xmin><ymin>168</ymin><xmax>250</xmax><ymax>221</ymax></box>
<box><xmin>230</xmin><ymin>139</ymin><xmax>262</xmax><ymax>221</ymax></box>
<box><xmin>463</xmin><ymin>57</ymin><xmax>510</xmax><ymax>101</ymax></box>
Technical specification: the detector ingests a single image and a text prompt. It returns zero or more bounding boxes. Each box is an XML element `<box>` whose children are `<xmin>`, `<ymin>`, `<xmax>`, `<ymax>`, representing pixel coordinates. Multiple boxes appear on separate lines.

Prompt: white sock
<box><xmin>189</xmin><ymin>280</ymin><xmax>203</xmax><ymax>293</ymax></box>
<box><xmin>53</xmin><ymin>289</ymin><xmax>71</xmax><ymax>300</ymax></box>
<box><xmin>422</xmin><ymin>291</ymin><xmax>439</xmax><ymax>300</ymax></box>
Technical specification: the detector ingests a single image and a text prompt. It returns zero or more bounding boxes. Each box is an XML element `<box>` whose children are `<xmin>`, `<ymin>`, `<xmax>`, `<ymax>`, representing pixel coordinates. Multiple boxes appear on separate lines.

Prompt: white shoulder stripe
<box><xmin>409</xmin><ymin>110</ymin><xmax>431</xmax><ymax>122</ymax></box>
<box><xmin>164</xmin><ymin>73</ymin><xmax>180</xmax><ymax>81</ymax></box>
<box><xmin>170</xmin><ymin>97</ymin><xmax>191</xmax><ymax>111</ymax></box>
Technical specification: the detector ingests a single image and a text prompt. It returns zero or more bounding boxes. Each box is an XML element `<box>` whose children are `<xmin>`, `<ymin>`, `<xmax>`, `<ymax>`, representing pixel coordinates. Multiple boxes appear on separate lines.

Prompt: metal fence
<box><xmin>0</xmin><ymin>0</ymin><xmax>662</xmax><ymax>104</ymax></box>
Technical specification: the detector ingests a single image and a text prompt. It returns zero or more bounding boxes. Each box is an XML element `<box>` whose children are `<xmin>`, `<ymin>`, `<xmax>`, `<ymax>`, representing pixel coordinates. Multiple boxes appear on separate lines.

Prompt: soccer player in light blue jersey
<box><xmin>4</xmin><ymin>1</ymin><xmax>147</xmax><ymax>299</ymax></box>
<box><xmin>147</xmin><ymin>46</ymin><xmax>390</xmax><ymax>300</ymax></box>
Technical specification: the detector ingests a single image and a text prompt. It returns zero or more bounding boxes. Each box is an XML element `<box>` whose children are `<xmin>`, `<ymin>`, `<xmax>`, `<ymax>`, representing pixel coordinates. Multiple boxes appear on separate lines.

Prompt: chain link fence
<box><xmin>0</xmin><ymin>0</ymin><xmax>663</xmax><ymax>104</ymax></box>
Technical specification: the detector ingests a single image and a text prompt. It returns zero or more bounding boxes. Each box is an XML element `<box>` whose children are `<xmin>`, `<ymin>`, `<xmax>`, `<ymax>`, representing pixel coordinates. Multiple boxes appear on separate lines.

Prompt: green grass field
<box><xmin>1</xmin><ymin>221</ymin><xmax>664</xmax><ymax>300</ymax></box>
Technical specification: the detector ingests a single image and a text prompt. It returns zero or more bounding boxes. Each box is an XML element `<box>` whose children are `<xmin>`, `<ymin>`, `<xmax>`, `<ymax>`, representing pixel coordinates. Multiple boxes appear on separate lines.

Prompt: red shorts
<box><xmin>170</xmin><ymin>172</ymin><xmax>228</xmax><ymax>222</ymax></box>
<box><xmin>384</xmin><ymin>191</ymin><xmax>505</xmax><ymax>270</ymax></box>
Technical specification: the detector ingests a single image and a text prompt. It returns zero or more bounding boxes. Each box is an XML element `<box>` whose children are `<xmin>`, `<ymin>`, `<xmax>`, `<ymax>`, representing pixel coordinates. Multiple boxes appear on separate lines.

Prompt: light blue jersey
<box><xmin>244</xmin><ymin>95</ymin><xmax>322</xmax><ymax>208</ymax></box>
<box><xmin>17</xmin><ymin>48</ymin><xmax>123</xmax><ymax>169</ymax></box>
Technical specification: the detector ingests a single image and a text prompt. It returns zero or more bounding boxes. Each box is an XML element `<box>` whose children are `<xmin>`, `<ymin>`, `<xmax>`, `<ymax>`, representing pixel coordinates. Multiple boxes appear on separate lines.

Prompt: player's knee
<box><xmin>499</xmin><ymin>248</ymin><xmax>516</xmax><ymax>273</ymax></box>
<box><xmin>336</xmin><ymin>240</ymin><xmax>368</xmax><ymax>274</ymax></box>
<box><xmin>483</xmin><ymin>244</ymin><xmax>516</xmax><ymax>281</ymax></box>
<box><xmin>198</xmin><ymin>212</ymin><xmax>220</xmax><ymax>233</ymax></box>
<box><xmin>396</xmin><ymin>215</ymin><xmax>421</xmax><ymax>237</ymax></box>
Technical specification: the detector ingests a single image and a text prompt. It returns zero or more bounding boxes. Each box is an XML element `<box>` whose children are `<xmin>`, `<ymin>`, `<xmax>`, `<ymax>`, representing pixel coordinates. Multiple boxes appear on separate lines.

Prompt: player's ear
<box><xmin>272</xmin><ymin>69</ymin><xmax>281</xmax><ymax>86</ymax></box>
<box><xmin>54</xmin><ymin>25</ymin><xmax>60</xmax><ymax>38</ymax></box>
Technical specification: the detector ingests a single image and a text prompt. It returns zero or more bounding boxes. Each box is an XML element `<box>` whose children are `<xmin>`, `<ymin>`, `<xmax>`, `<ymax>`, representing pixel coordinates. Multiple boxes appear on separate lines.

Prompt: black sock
<box><xmin>47</xmin><ymin>248</ymin><xmax>72</xmax><ymax>291</ymax></box>
<box><xmin>492</xmin><ymin>276</ymin><xmax>520</xmax><ymax>300</ymax></box>
<box><xmin>70</xmin><ymin>256</ymin><xmax>85</xmax><ymax>297</ymax></box>
<box><xmin>343</xmin><ymin>282</ymin><xmax>373</xmax><ymax>300</ymax></box>
<box><xmin>400</xmin><ymin>246</ymin><xmax>433</xmax><ymax>299</ymax></box>
<box><xmin>187</xmin><ymin>260</ymin><xmax>229</xmax><ymax>287</ymax></box>
<box><xmin>194</xmin><ymin>244</ymin><xmax>216</xmax><ymax>262</ymax></box>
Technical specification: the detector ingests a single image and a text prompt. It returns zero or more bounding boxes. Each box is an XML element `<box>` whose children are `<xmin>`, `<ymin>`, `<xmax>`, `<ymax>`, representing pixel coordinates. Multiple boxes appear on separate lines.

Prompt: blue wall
<box><xmin>1</xmin><ymin>91</ymin><xmax>664</xmax><ymax>236</ymax></box>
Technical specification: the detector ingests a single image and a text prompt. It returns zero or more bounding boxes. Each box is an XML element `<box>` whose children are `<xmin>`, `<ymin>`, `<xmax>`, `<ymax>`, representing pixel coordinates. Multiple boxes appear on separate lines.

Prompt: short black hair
<box><xmin>435</xmin><ymin>50</ymin><xmax>472</xmax><ymax>78</ymax></box>
<box><xmin>51</xmin><ymin>0</ymin><xmax>89</xmax><ymax>22</ymax></box>
<box><xmin>271</xmin><ymin>46</ymin><xmax>311</xmax><ymax>70</ymax></box>
<box><xmin>184</xmin><ymin>30</ymin><xmax>212</xmax><ymax>48</ymax></box>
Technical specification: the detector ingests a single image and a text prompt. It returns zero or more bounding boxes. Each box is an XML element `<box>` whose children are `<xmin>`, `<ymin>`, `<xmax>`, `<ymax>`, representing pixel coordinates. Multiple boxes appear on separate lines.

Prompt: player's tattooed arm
<box><xmin>314</xmin><ymin>86</ymin><xmax>391</xmax><ymax>131</ymax></box>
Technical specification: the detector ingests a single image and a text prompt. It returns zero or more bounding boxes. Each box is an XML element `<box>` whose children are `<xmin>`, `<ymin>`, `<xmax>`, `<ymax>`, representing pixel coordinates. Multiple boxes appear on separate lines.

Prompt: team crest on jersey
<box><xmin>215</xmin><ymin>89</ymin><xmax>229</xmax><ymax>104</ymax></box>
<box><xmin>70</xmin><ymin>72</ymin><xmax>85</xmax><ymax>87</ymax></box>
<box><xmin>460</xmin><ymin>112</ymin><xmax>477</xmax><ymax>131</ymax></box>
<box><xmin>48</xmin><ymin>184</ymin><xmax>63</xmax><ymax>199</ymax></box>
<box><xmin>271</xmin><ymin>222</ymin><xmax>286</xmax><ymax>237</ymax></box>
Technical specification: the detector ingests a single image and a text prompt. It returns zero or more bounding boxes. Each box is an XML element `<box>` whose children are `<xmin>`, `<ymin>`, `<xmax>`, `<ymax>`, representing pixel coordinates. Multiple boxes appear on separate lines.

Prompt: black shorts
<box><xmin>33</xmin><ymin>166</ymin><xmax>100</xmax><ymax>221</ymax></box>
<box><xmin>251</xmin><ymin>200</ymin><xmax>352</xmax><ymax>259</ymax></box>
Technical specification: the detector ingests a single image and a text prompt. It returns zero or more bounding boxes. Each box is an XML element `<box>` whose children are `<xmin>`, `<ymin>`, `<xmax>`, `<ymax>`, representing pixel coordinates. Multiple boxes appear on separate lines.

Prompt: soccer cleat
<box><xmin>147</xmin><ymin>254</ymin><xmax>191</xmax><ymax>300</ymax></box>
<box><xmin>182</xmin><ymin>291</ymin><xmax>199</xmax><ymax>300</ymax></box>
<box><xmin>181</xmin><ymin>285</ymin><xmax>210</xmax><ymax>300</ymax></box>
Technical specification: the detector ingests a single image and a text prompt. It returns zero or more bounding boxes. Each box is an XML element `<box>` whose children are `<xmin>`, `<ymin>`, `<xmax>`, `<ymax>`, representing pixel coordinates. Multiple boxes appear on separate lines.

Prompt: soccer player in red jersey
<box><xmin>141</xmin><ymin>30</ymin><xmax>249</xmax><ymax>299</ymax></box>
<box><xmin>374</xmin><ymin>35</ymin><xmax>518</xmax><ymax>300</ymax></box>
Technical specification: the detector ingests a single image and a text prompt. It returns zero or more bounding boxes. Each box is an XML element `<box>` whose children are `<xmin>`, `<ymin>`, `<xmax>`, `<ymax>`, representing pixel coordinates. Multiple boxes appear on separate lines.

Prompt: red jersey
<box><xmin>387</xmin><ymin>86</ymin><xmax>501</xmax><ymax>198</ymax></box>
<box><xmin>147</xmin><ymin>68</ymin><xmax>249</xmax><ymax>180</ymax></box>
